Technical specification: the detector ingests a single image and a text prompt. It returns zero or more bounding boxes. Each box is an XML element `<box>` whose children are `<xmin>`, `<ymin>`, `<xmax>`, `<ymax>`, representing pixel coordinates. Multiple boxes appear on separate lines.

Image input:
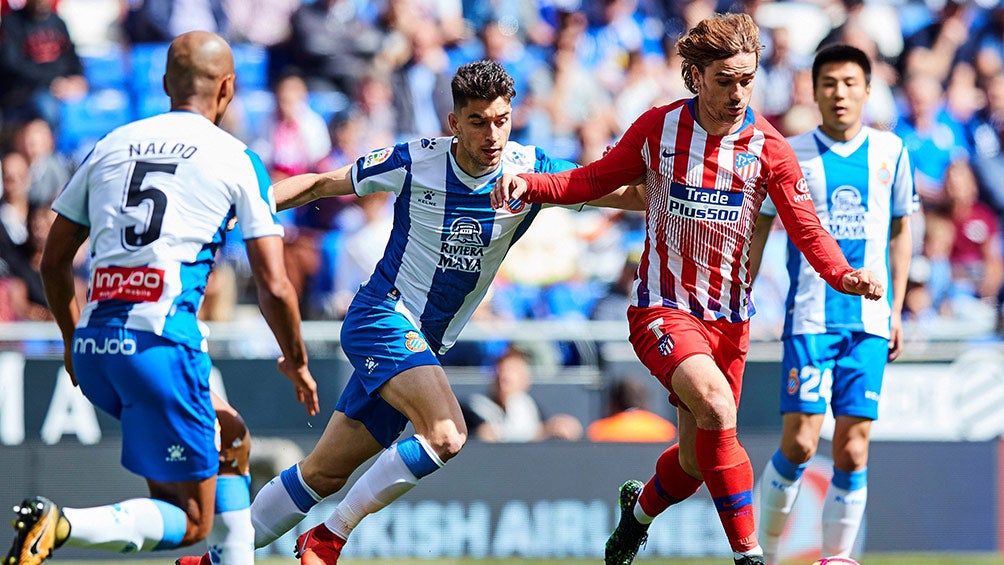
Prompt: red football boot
<box><xmin>295</xmin><ymin>524</ymin><xmax>346</xmax><ymax>565</ymax></box>
<box><xmin>175</xmin><ymin>553</ymin><xmax>210</xmax><ymax>565</ymax></box>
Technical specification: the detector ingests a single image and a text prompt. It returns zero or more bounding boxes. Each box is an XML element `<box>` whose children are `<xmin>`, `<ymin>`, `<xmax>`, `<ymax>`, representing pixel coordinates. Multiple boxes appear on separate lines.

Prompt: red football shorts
<box><xmin>627</xmin><ymin>305</ymin><xmax>750</xmax><ymax>410</ymax></box>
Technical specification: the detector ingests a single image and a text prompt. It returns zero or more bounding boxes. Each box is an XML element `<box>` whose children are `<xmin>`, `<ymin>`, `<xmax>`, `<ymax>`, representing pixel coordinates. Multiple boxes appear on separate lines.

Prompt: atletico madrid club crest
<box><xmin>734</xmin><ymin>152</ymin><xmax>761</xmax><ymax>182</ymax></box>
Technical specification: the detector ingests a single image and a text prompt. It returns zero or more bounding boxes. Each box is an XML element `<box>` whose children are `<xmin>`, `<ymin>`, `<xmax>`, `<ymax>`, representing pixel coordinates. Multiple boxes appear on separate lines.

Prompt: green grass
<box><xmin>64</xmin><ymin>555</ymin><xmax>1004</xmax><ymax>565</ymax></box>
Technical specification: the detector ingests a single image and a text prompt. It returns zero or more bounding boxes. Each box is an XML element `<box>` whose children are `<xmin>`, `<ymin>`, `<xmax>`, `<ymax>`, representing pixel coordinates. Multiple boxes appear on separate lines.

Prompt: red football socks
<box><xmin>696</xmin><ymin>427</ymin><xmax>757</xmax><ymax>552</ymax></box>
<box><xmin>638</xmin><ymin>443</ymin><xmax>704</xmax><ymax>517</ymax></box>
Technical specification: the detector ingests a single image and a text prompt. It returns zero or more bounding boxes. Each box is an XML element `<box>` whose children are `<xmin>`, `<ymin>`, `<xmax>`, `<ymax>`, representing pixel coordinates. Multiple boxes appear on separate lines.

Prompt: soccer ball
<box><xmin>812</xmin><ymin>558</ymin><xmax>861</xmax><ymax>565</ymax></box>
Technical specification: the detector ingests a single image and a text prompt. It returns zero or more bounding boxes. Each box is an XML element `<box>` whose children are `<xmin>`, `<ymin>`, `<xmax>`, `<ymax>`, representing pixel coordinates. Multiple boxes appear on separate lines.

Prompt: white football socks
<box><xmin>821</xmin><ymin>482</ymin><xmax>867</xmax><ymax>557</ymax></box>
<box><xmin>61</xmin><ymin>498</ymin><xmax>184</xmax><ymax>552</ymax></box>
<box><xmin>324</xmin><ymin>441</ymin><xmax>424</xmax><ymax>540</ymax></box>
<box><xmin>758</xmin><ymin>454</ymin><xmax>804</xmax><ymax>564</ymax></box>
<box><xmin>250</xmin><ymin>466</ymin><xmax>321</xmax><ymax>548</ymax></box>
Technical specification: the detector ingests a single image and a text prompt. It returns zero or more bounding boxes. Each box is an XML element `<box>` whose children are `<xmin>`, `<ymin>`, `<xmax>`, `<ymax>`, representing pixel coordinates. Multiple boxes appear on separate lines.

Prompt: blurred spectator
<box><xmin>0</xmin><ymin>152</ymin><xmax>51</xmax><ymax>320</ymax></box>
<box><xmin>613</xmin><ymin>49</ymin><xmax>663</xmax><ymax>134</ymax></box>
<box><xmin>124</xmin><ymin>0</ymin><xmax>227</xmax><ymax>43</ymax></box>
<box><xmin>390</xmin><ymin>15</ymin><xmax>453</xmax><ymax>139</ymax></box>
<box><xmin>223</xmin><ymin>0</ymin><xmax>299</xmax><ymax>47</ymax></box>
<box><xmin>586</xmin><ymin>377</ymin><xmax>676</xmax><ymax>443</ymax></box>
<box><xmin>461</xmin><ymin>0</ymin><xmax>552</xmax><ymax>47</ymax></box>
<box><xmin>57</xmin><ymin>0</ymin><xmax>126</xmax><ymax>51</ymax></box>
<box><xmin>899</xmin><ymin>0</ymin><xmax>983</xmax><ymax>82</ymax></box>
<box><xmin>352</xmin><ymin>70</ymin><xmax>397</xmax><ymax>152</ymax></box>
<box><xmin>12</xmin><ymin>118</ymin><xmax>71</xmax><ymax>206</ymax></box>
<box><xmin>285</xmin><ymin>0</ymin><xmax>384</xmax><ymax>95</ymax></box>
<box><xmin>894</xmin><ymin>71</ymin><xmax>970</xmax><ymax>209</ymax></box>
<box><xmin>462</xmin><ymin>344</ymin><xmax>583</xmax><ymax>442</ymax></box>
<box><xmin>756</xmin><ymin>26</ymin><xmax>804</xmax><ymax>125</ymax></box>
<box><xmin>966</xmin><ymin>71</ymin><xmax>1004</xmax><ymax>216</ymax></box>
<box><xmin>590</xmin><ymin>250</ymin><xmax>638</xmax><ymax>322</ymax></box>
<box><xmin>322</xmin><ymin>191</ymin><xmax>393</xmax><ymax>318</ymax></box>
<box><xmin>0</xmin><ymin>0</ymin><xmax>87</xmax><ymax>128</ymax></box>
<box><xmin>537</xmin><ymin>9</ymin><xmax>614</xmax><ymax>160</ymax></box>
<box><xmin>251</xmin><ymin>71</ymin><xmax>331</xmax><ymax>182</ymax></box>
<box><xmin>925</xmin><ymin>158</ymin><xmax>1004</xmax><ymax>318</ymax></box>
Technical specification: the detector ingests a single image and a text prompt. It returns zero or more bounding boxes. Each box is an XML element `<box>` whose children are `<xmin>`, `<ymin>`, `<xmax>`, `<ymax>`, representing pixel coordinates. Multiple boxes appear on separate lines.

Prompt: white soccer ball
<box><xmin>812</xmin><ymin>558</ymin><xmax>861</xmax><ymax>565</ymax></box>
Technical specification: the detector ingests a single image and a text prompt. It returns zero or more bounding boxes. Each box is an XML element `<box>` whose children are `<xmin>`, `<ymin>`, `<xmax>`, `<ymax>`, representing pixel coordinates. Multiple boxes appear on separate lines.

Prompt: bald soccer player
<box><xmin>5</xmin><ymin>31</ymin><xmax>319</xmax><ymax>565</ymax></box>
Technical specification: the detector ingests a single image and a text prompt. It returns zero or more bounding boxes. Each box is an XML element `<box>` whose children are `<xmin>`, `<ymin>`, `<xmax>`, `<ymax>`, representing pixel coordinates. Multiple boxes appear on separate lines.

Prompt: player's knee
<box><xmin>689</xmin><ymin>391</ymin><xmax>737</xmax><ymax>429</ymax></box>
<box><xmin>423</xmin><ymin>427</ymin><xmax>466</xmax><ymax>462</ymax></box>
<box><xmin>784</xmin><ymin>433</ymin><xmax>819</xmax><ymax>464</ymax></box>
<box><xmin>216</xmin><ymin>407</ymin><xmax>251</xmax><ymax>475</ymax></box>
<box><xmin>836</xmin><ymin>438</ymin><xmax>869</xmax><ymax>470</ymax></box>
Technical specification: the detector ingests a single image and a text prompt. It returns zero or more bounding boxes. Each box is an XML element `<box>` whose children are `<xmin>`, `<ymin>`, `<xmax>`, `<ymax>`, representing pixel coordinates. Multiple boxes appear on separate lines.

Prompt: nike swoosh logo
<box><xmin>661</xmin><ymin>149</ymin><xmax>684</xmax><ymax>158</ymax></box>
<box><xmin>28</xmin><ymin>513</ymin><xmax>50</xmax><ymax>556</ymax></box>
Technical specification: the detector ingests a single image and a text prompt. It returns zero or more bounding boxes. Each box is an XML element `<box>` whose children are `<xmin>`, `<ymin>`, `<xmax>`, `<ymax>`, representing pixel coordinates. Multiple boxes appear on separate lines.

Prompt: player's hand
<box><xmin>62</xmin><ymin>342</ymin><xmax>78</xmax><ymax>387</ymax></box>
<box><xmin>277</xmin><ymin>356</ymin><xmax>320</xmax><ymax>416</ymax></box>
<box><xmin>840</xmin><ymin>268</ymin><xmax>884</xmax><ymax>301</ymax></box>
<box><xmin>491</xmin><ymin>173</ymin><xmax>528</xmax><ymax>209</ymax></box>
<box><xmin>888</xmin><ymin>313</ymin><xmax>903</xmax><ymax>362</ymax></box>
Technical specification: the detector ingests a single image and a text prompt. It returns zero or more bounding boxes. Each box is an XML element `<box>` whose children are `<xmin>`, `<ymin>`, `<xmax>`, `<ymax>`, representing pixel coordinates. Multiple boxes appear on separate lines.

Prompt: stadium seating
<box><xmin>57</xmin><ymin>89</ymin><xmax>131</xmax><ymax>154</ymax></box>
<box><xmin>80</xmin><ymin>46</ymin><xmax>129</xmax><ymax>91</ymax></box>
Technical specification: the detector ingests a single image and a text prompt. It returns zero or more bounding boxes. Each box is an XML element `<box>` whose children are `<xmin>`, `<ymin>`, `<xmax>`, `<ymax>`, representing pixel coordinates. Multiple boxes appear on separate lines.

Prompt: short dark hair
<box><xmin>451</xmin><ymin>60</ymin><xmax>516</xmax><ymax>111</ymax></box>
<box><xmin>812</xmin><ymin>44</ymin><xmax>871</xmax><ymax>87</ymax></box>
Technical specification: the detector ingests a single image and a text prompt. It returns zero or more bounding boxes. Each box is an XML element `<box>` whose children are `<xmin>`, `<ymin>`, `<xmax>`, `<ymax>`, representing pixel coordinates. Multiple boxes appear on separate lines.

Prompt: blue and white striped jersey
<box><xmin>761</xmin><ymin>126</ymin><xmax>917</xmax><ymax>338</ymax></box>
<box><xmin>351</xmin><ymin>136</ymin><xmax>576</xmax><ymax>353</ymax></box>
<box><xmin>53</xmin><ymin>111</ymin><xmax>283</xmax><ymax>351</ymax></box>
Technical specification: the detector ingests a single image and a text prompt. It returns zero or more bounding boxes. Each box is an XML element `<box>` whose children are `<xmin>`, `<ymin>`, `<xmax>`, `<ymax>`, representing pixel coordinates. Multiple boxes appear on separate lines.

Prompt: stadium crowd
<box><xmin>1</xmin><ymin>0</ymin><xmax>1003</xmax><ymax>347</ymax></box>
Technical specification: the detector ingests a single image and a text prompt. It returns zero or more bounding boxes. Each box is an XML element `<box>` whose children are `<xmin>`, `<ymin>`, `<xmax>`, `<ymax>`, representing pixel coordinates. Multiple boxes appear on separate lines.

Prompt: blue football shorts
<box><xmin>337</xmin><ymin>287</ymin><xmax>440</xmax><ymax>447</ymax></box>
<box><xmin>72</xmin><ymin>327</ymin><xmax>218</xmax><ymax>482</ymax></box>
<box><xmin>779</xmin><ymin>331</ymin><xmax>888</xmax><ymax>420</ymax></box>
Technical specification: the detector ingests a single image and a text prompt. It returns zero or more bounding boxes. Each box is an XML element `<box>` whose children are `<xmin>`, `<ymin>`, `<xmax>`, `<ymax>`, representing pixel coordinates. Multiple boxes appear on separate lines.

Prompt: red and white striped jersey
<box><xmin>519</xmin><ymin>98</ymin><xmax>853</xmax><ymax>322</ymax></box>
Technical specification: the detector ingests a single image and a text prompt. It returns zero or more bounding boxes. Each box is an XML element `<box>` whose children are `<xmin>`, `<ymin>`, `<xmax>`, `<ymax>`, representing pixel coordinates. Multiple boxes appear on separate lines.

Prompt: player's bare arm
<box><xmin>586</xmin><ymin>183</ymin><xmax>646</xmax><ymax>211</ymax></box>
<box><xmin>747</xmin><ymin>213</ymin><xmax>776</xmax><ymax>282</ymax></box>
<box><xmin>887</xmin><ymin>215</ymin><xmax>912</xmax><ymax>361</ymax></box>
<box><xmin>245</xmin><ymin>234</ymin><xmax>320</xmax><ymax>416</ymax></box>
<box><xmin>39</xmin><ymin>214</ymin><xmax>89</xmax><ymax>385</ymax></box>
<box><xmin>274</xmin><ymin>163</ymin><xmax>355</xmax><ymax>211</ymax></box>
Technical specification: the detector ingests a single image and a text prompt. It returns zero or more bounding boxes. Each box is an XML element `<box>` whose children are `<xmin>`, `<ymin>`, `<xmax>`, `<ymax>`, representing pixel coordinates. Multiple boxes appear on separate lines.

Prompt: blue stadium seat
<box><xmin>81</xmin><ymin>47</ymin><xmax>128</xmax><ymax>91</ymax></box>
<box><xmin>57</xmin><ymin>89</ymin><xmax>132</xmax><ymax>154</ymax></box>
<box><xmin>231</xmin><ymin>43</ymin><xmax>269</xmax><ymax>91</ymax></box>
<box><xmin>129</xmin><ymin>42</ymin><xmax>171</xmax><ymax>96</ymax></box>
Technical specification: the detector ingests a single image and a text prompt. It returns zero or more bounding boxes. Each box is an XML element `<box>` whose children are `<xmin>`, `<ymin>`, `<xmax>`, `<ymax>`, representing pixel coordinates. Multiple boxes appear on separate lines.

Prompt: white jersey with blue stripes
<box><xmin>351</xmin><ymin>136</ymin><xmax>576</xmax><ymax>353</ymax></box>
<box><xmin>53</xmin><ymin>111</ymin><xmax>283</xmax><ymax>351</ymax></box>
<box><xmin>761</xmin><ymin>126</ymin><xmax>917</xmax><ymax>338</ymax></box>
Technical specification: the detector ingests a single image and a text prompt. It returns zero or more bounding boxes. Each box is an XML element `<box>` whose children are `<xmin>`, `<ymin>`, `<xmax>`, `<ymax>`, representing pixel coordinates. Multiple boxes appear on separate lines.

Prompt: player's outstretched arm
<box><xmin>245</xmin><ymin>234</ymin><xmax>319</xmax><ymax>416</ymax></box>
<box><xmin>39</xmin><ymin>215</ymin><xmax>89</xmax><ymax>385</ymax></box>
<box><xmin>274</xmin><ymin>163</ymin><xmax>355</xmax><ymax>211</ymax></box>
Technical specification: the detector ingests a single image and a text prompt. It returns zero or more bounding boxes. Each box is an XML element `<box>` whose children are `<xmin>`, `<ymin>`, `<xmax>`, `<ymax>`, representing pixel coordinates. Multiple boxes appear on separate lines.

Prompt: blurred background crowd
<box><xmin>1</xmin><ymin>0</ymin><xmax>1003</xmax><ymax>354</ymax></box>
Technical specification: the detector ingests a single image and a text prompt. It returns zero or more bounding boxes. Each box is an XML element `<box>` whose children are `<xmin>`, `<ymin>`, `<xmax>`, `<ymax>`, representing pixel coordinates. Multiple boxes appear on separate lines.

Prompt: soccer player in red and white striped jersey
<box><xmin>492</xmin><ymin>13</ymin><xmax>884</xmax><ymax>565</ymax></box>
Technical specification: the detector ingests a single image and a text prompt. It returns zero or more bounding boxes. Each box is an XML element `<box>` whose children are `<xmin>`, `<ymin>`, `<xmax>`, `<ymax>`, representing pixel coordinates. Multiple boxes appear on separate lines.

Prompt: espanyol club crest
<box><xmin>503</xmin><ymin>198</ymin><xmax>525</xmax><ymax>213</ymax></box>
<box><xmin>734</xmin><ymin>152</ymin><xmax>761</xmax><ymax>182</ymax></box>
<box><xmin>404</xmin><ymin>331</ymin><xmax>428</xmax><ymax>352</ymax></box>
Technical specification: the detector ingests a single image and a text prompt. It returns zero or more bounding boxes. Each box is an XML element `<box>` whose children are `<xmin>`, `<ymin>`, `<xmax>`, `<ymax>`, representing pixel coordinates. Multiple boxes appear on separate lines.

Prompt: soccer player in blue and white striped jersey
<box><xmin>10</xmin><ymin>32</ymin><xmax>319</xmax><ymax>565</ymax></box>
<box><xmin>749</xmin><ymin>44</ymin><xmax>918</xmax><ymax>564</ymax></box>
<box><xmin>240</xmin><ymin>60</ymin><xmax>643</xmax><ymax>564</ymax></box>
